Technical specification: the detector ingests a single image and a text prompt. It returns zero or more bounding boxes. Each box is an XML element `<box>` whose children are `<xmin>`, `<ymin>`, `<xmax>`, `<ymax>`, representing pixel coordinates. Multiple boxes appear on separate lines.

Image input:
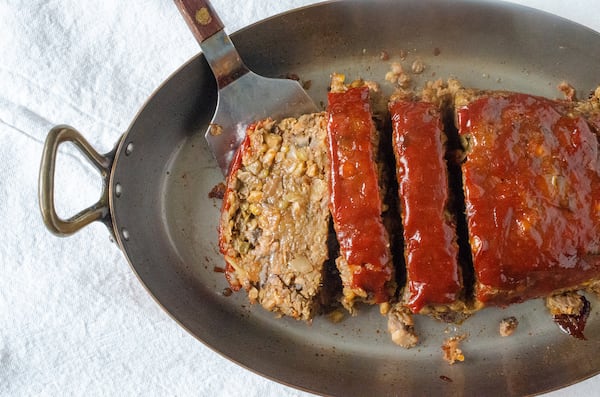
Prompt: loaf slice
<box><xmin>327</xmin><ymin>74</ymin><xmax>395</xmax><ymax>311</ymax></box>
<box><xmin>219</xmin><ymin>114</ymin><xmax>330</xmax><ymax>320</ymax></box>
<box><xmin>389</xmin><ymin>85</ymin><xmax>465</xmax><ymax>316</ymax></box>
<box><xmin>455</xmin><ymin>88</ymin><xmax>600</xmax><ymax>306</ymax></box>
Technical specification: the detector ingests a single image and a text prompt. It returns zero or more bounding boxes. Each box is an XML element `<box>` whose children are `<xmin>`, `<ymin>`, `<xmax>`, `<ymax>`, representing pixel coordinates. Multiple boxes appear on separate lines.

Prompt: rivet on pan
<box><xmin>121</xmin><ymin>228</ymin><xmax>130</xmax><ymax>241</ymax></box>
<box><xmin>125</xmin><ymin>142</ymin><xmax>134</xmax><ymax>156</ymax></box>
<box><xmin>115</xmin><ymin>183</ymin><xmax>122</xmax><ymax>197</ymax></box>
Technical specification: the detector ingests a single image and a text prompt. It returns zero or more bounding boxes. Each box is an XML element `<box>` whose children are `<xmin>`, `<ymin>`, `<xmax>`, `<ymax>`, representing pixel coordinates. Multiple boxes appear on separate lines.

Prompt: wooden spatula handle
<box><xmin>174</xmin><ymin>0</ymin><xmax>224</xmax><ymax>43</ymax></box>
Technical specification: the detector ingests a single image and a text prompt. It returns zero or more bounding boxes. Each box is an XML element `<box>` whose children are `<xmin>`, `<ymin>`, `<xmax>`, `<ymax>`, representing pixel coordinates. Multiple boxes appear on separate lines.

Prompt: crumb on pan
<box><xmin>499</xmin><ymin>316</ymin><xmax>519</xmax><ymax>337</ymax></box>
<box><xmin>442</xmin><ymin>334</ymin><xmax>466</xmax><ymax>364</ymax></box>
<box><xmin>387</xmin><ymin>305</ymin><xmax>418</xmax><ymax>348</ymax></box>
<box><xmin>411</xmin><ymin>59</ymin><xmax>425</xmax><ymax>74</ymax></box>
<box><xmin>385</xmin><ymin>62</ymin><xmax>411</xmax><ymax>88</ymax></box>
<box><xmin>209</xmin><ymin>123</ymin><xmax>223</xmax><ymax>136</ymax></box>
<box><xmin>208</xmin><ymin>182</ymin><xmax>226</xmax><ymax>199</ymax></box>
<box><xmin>558</xmin><ymin>81</ymin><xmax>576</xmax><ymax>101</ymax></box>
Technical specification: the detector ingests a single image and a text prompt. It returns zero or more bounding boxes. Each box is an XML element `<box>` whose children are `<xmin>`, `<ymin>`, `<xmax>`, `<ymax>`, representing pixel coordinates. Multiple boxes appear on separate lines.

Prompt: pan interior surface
<box><xmin>110</xmin><ymin>1</ymin><xmax>600</xmax><ymax>395</ymax></box>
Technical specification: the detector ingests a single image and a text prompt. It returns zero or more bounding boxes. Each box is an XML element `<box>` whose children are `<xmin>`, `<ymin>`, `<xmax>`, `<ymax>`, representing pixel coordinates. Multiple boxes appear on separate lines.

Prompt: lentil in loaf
<box><xmin>219</xmin><ymin>114</ymin><xmax>330</xmax><ymax>320</ymax></box>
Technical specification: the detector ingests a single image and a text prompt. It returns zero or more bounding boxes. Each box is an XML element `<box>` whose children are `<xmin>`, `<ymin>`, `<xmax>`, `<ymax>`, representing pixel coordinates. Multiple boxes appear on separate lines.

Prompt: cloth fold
<box><xmin>1</xmin><ymin>0</ymin><xmax>597</xmax><ymax>395</ymax></box>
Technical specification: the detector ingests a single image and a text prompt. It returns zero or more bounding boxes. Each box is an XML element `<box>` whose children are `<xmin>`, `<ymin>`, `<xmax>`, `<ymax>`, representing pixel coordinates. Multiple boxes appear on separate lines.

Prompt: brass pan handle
<box><xmin>39</xmin><ymin>125</ymin><xmax>114</xmax><ymax>236</ymax></box>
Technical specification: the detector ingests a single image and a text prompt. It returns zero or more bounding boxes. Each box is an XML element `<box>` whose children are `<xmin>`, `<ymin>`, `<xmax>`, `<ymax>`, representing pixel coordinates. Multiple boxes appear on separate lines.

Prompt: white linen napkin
<box><xmin>0</xmin><ymin>0</ymin><xmax>597</xmax><ymax>395</ymax></box>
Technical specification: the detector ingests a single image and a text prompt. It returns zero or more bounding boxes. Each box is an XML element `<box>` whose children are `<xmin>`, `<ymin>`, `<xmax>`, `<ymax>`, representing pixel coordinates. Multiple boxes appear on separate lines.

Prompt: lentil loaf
<box><xmin>219</xmin><ymin>114</ymin><xmax>330</xmax><ymax>320</ymax></box>
<box><xmin>454</xmin><ymin>88</ymin><xmax>600</xmax><ymax>307</ymax></box>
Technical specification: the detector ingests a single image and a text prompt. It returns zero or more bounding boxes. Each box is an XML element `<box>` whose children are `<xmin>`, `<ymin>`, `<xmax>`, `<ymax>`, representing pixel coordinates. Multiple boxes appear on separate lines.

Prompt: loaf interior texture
<box><xmin>219</xmin><ymin>114</ymin><xmax>330</xmax><ymax>320</ymax></box>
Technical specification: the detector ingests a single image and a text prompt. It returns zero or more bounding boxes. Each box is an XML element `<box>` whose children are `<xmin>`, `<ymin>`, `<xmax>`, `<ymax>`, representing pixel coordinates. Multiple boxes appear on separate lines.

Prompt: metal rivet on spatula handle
<box><xmin>174</xmin><ymin>0</ymin><xmax>224</xmax><ymax>43</ymax></box>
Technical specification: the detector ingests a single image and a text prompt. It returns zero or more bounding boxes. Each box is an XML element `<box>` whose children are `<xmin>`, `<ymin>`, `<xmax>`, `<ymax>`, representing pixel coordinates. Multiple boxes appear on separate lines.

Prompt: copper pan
<box><xmin>39</xmin><ymin>1</ymin><xmax>600</xmax><ymax>395</ymax></box>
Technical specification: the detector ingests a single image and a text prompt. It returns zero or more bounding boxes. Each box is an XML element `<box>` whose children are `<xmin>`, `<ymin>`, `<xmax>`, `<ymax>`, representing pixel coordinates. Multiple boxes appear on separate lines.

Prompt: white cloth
<box><xmin>1</xmin><ymin>0</ymin><xmax>598</xmax><ymax>395</ymax></box>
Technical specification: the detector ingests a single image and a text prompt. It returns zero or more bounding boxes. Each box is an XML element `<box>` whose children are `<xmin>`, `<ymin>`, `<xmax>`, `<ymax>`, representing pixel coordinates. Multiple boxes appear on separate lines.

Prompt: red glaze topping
<box><xmin>457</xmin><ymin>93</ymin><xmax>600</xmax><ymax>305</ymax></box>
<box><xmin>327</xmin><ymin>87</ymin><xmax>392</xmax><ymax>303</ymax></box>
<box><xmin>390</xmin><ymin>100</ymin><xmax>461</xmax><ymax>313</ymax></box>
<box><xmin>219</xmin><ymin>127</ymin><xmax>253</xmax><ymax>291</ymax></box>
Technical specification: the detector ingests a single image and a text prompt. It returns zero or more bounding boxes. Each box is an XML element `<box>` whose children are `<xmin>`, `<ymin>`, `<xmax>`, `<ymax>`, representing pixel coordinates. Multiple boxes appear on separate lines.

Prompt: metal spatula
<box><xmin>174</xmin><ymin>0</ymin><xmax>319</xmax><ymax>175</ymax></box>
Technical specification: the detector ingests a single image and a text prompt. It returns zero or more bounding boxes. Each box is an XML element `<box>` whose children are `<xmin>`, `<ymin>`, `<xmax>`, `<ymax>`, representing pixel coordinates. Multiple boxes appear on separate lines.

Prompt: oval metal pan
<box><xmin>108</xmin><ymin>1</ymin><xmax>600</xmax><ymax>395</ymax></box>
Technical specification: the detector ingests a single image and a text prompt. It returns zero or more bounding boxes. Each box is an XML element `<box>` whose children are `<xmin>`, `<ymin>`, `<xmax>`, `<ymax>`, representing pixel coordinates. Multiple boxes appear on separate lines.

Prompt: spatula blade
<box><xmin>206</xmin><ymin>71</ymin><xmax>319</xmax><ymax>175</ymax></box>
